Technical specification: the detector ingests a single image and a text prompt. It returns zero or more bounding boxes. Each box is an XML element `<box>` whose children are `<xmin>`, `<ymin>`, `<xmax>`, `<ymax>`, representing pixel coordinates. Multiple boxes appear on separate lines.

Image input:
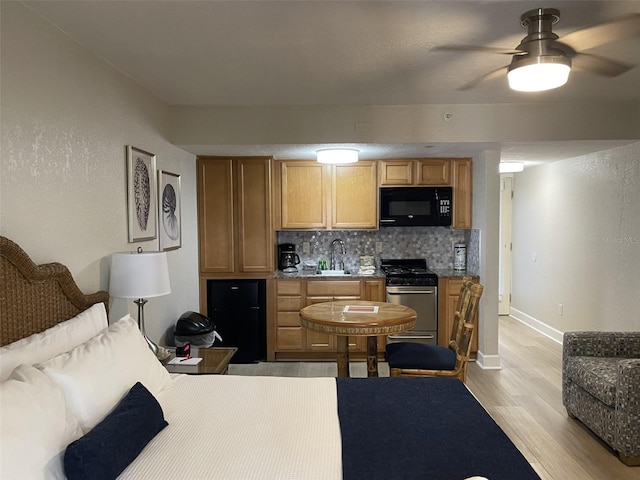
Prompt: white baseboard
<box><xmin>509</xmin><ymin>307</ymin><xmax>563</xmax><ymax>344</ymax></box>
<box><xmin>475</xmin><ymin>351</ymin><xmax>501</xmax><ymax>369</ymax></box>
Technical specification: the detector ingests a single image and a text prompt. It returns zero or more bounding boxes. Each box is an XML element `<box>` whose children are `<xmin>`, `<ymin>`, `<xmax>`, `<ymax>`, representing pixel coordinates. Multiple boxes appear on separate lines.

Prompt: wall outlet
<box><xmin>558</xmin><ymin>303</ymin><xmax>563</xmax><ymax>316</ymax></box>
<box><xmin>375</xmin><ymin>241</ymin><xmax>383</xmax><ymax>253</ymax></box>
<box><xmin>302</xmin><ymin>241</ymin><xmax>310</xmax><ymax>254</ymax></box>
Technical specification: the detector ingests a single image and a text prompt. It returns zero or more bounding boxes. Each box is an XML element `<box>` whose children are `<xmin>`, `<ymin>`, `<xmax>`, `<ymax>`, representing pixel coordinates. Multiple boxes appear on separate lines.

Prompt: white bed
<box><xmin>0</xmin><ymin>236</ymin><xmax>540</xmax><ymax>480</ymax></box>
<box><xmin>121</xmin><ymin>374</ymin><xmax>342</xmax><ymax>480</ymax></box>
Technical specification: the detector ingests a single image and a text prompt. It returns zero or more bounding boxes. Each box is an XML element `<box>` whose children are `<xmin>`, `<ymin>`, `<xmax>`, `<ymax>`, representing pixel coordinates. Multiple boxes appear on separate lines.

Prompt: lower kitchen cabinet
<box><xmin>272</xmin><ymin>278</ymin><xmax>386</xmax><ymax>360</ymax></box>
<box><xmin>437</xmin><ymin>276</ymin><xmax>479</xmax><ymax>355</ymax></box>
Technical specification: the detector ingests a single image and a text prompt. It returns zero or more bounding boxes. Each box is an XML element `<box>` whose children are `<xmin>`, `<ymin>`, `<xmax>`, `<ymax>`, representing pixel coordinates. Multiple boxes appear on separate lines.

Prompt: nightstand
<box><xmin>164</xmin><ymin>346</ymin><xmax>237</xmax><ymax>375</ymax></box>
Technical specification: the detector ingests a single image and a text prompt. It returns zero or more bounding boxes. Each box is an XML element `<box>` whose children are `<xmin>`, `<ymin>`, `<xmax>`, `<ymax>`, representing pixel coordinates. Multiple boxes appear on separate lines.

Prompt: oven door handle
<box><xmin>387</xmin><ymin>290</ymin><xmax>436</xmax><ymax>295</ymax></box>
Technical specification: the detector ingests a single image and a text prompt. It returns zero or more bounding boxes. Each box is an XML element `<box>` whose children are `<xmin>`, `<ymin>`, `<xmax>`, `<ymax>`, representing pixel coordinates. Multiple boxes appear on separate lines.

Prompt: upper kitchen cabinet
<box><xmin>332</xmin><ymin>161</ymin><xmax>378</xmax><ymax>229</ymax></box>
<box><xmin>379</xmin><ymin>158</ymin><xmax>472</xmax><ymax>229</ymax></box>
<box><xmin>276</xmin><ymin>160</ymin><xmax>377</xmax><ymax>230</ymax></box>
<box><xmin>278</xmin><ymin>161</ymin><xmax>328</xmax><ymax>229</ymax></box>
<box><xmin>451</xmin><ymin>158</ymin><xmax>472</xmax><ymax>229</ymax></box>
<box><xmin>379</xmin><ymin>159</ymin><xmax>451</xmax><ymax>186</ymax></box>
<box><xmin>198</xmin><ymin>157</ymin><xmax>273</xmax><ymax>274</ymax></box>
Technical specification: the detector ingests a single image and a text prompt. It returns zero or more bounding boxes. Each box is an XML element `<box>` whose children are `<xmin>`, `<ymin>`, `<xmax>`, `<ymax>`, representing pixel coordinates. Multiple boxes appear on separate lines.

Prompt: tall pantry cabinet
<box><xmin>197</xmin><ymin>157</ymin><xmax>273</xmax><ymax>274</ymax></box>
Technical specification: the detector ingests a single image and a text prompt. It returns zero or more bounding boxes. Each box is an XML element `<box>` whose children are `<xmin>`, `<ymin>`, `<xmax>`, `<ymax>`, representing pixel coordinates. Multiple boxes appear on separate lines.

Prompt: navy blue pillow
<box><xmin>64</xmin><ymin>382</ymin><xmax>168</xmax><ymax>480</ymax></box>
<box><xmin>386</xmin><ymin>342</ymin><xmax>457</xmax><ymax>370</ymax></box>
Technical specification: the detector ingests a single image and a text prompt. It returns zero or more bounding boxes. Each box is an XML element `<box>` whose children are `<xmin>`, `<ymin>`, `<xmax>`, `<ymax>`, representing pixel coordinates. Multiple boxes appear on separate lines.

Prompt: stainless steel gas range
<box><xmin>380</xmin><ymin>258</ymin><xmax>438</xmax><ymax>345</ymax></box>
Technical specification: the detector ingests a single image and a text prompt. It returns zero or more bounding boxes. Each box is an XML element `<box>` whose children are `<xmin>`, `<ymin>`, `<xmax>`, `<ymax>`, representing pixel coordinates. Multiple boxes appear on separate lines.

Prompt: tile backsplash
<box><xmin>277</xmin><ymin>227</ymin><xmax>479</xmax><ymax>273</ymax></box>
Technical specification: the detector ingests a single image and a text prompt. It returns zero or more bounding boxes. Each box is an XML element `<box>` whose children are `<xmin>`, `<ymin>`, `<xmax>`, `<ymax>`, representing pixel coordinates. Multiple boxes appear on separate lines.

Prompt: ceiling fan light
<box><xmin>316</xmin><ymin>148</ymin><xmax>359</xmax><ymax>164</ymax></box>
<box><xmin>508</xmin><ymin>57</ymin><xmax>571</xmax><ymax>92</ymax></box>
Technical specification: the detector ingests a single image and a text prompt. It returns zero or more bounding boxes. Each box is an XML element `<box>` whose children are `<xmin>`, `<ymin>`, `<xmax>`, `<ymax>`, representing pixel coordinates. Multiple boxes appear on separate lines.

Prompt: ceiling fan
<box><xmin>434</xmin><ymin>8</ymin><xmax>640</xmax><ymax>92</ymax></box>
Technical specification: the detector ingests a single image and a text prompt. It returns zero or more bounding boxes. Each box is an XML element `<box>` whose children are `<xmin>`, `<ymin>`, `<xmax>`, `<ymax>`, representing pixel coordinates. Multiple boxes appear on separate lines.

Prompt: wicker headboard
<box><xmin>0</xmin><ymin>236</ymin><xmax>109</xmax><ymax>346</ymax></box>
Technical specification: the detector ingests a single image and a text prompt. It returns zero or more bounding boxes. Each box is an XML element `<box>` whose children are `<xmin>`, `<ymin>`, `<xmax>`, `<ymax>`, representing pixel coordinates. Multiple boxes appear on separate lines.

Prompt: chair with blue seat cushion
<box><xmin>387</xmin><ymin>278</ymin><xmax>483</xmax><ymax>382</ymax></box>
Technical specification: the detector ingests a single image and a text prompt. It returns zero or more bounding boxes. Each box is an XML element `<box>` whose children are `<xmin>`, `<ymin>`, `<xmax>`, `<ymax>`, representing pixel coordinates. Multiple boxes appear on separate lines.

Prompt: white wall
<box><xmin>0</xmin><ymin>2</ymin><xmax>199</xmax><ymax>345</ymax></box>
<box><xmin>171</xmin><ymin>103</ymin><xmax>640</xmax><ymax>148</ymax></box>
<box><xmin>472</xmin><ymin>151</ymin><xmax>501</xmax><ymax>368</ymax></box>
<box><xmin>510</xmin><ymin>142</ymin><xmax>640</xmax><ymax>339</ymax></box>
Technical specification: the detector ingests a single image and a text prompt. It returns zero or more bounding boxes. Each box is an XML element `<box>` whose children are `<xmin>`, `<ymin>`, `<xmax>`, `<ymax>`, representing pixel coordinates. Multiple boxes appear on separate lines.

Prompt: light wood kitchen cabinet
<box><xmin>272</xmin><ymin>277</ymin><xmax>386</xmax><ymax>360</ymax></box>
<box><xmin>197</xmin><ymin>157</ymin><xmax>273</xmax><ymax>274</ymax></box>
<box><xmin>437</xmin><ymin>276</ymin><xmax>479</xmax><ymax>355</ymax></box>
<box><xmin>451</xmin><ymin>158</ymin><xmax>472</xmax><ymax>229</ymax></box>
<box><xmin>277</xmin><ymin>160</ymin><xmax>377</xmax><ymax>230</ymax></box>
<box><xmin>274</xmin><ymin>279</ymin><xmax>305</xmax><ymax>352</ymax></box>
<box><xmin>379</xmin><ymin>159</ymin><xmax>451</xmax><ymax>186</ymax></box>
<box><xmin>364</xmin><ymin>279</ymin><xmax>385</xmax><ymax>302</ymax></box>
<box><xmin>279</xmin><ymin>161</ymin><xmax>328</xmax><ymax>229</ymax></box>
<box><xmin>332</xmin><ymin>162</ymin><xmax>378</xmax><ymax>229</ymax></box>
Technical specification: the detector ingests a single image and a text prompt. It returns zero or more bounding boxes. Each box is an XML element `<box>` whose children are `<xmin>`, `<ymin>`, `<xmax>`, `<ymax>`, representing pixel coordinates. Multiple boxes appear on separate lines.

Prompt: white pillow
<box><xmin>0</xmin><ymin>302</ymin><xmax>108</xmax><ymax>381</ymax></box>
<box><xmin>0</xmin><ymin>364</ymin><xmax>83</xmax><ymax>480</ymax></box>
<box><xmin>36</xmin><ymin>314</ymin><xmax>173</xmax><ymax>432</ymax></box>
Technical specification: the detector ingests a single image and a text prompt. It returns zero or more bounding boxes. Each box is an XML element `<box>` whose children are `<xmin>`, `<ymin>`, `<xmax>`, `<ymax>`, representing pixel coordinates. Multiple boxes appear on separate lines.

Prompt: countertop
<box><xmin>273</xmin><ymin>269</ymin><xmax>477</xmax><ymax>279</ymax></box>
<box><xmin>273</xmin><ymin>269</ymin><xmax>386</xmax><ymax>279</ymax></box>
<box><xmin>432</xmin><ymin>268</ymin><xmax>479</xmax><ymax>278</ymax></box>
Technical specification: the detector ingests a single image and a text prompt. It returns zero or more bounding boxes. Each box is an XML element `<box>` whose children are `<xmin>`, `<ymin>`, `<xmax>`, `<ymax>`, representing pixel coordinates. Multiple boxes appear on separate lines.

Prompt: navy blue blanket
<box><xmin>336</xmin><ymin>377</ymin><xmax>540</xmax><ymax>480</ymax></box>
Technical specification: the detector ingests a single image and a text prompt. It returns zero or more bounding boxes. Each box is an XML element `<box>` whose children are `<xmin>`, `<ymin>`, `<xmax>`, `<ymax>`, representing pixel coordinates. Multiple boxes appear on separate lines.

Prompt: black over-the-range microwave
<box><xmin>379</xmin><ymin>186</ymin><xmax>453</xmax><ymax>227</ymax></box>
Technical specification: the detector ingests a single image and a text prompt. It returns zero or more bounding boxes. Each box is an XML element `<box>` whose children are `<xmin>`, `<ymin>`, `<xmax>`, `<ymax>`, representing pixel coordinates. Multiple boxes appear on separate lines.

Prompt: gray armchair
<box><xmin>562</xmin><ymin>331</ymin><xmax>640</xmax><ymax>466</ymax></box>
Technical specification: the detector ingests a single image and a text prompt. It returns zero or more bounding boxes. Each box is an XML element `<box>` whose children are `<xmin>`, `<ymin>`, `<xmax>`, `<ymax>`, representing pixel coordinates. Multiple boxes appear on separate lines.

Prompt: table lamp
<box><xmin>109</xmin><ymin>248</ymin><xmax>171</xmax><ymax>355</ymax></box>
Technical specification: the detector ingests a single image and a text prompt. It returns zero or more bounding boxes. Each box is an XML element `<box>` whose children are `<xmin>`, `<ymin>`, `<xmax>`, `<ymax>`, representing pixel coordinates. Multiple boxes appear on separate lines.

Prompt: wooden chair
<box><xmin>386</xmin><ymin>277</ymin><xmax>484</xmax><ymax>382</ymax></box>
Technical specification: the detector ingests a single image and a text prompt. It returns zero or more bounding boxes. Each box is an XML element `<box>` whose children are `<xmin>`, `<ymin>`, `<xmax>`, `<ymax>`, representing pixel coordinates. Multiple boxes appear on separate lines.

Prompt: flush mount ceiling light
<box><xmin>499</xmin><ymin>162</ymin><xmax>524</xmax><ymax>173</ymax></box>
<box><xmin>316</xmin><ymin>148</ymin><xmax>359</xmax><ymax>164</ymax></box>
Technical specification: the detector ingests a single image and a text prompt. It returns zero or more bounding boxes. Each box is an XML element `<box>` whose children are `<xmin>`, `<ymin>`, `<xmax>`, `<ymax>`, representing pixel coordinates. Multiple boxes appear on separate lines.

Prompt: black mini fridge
<box><xmin>206</xmin><ymin>279</ymin><xmax>266</xmax><ymax>363</ymax></box>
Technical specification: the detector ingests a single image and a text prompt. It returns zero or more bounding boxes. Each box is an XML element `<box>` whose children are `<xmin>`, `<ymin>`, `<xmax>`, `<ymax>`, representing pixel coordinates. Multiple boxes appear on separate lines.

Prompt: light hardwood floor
<box><xmin>230</xmin><ymin>317</ymin><xmax>637</xmax><ymax>479</ymax></box>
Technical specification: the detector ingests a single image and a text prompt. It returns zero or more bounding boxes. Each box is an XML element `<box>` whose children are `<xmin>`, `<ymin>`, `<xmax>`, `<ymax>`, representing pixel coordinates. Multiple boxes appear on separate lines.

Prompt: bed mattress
<box><xmin>118</xmin><ymin>375</ymin><xmax>342</xmax><ymax>480</ymax></box>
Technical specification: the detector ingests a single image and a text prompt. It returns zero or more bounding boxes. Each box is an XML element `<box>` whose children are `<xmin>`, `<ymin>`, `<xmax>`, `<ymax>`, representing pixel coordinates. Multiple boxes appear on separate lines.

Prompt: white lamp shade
<box><xmin>316</xmin><ymin>149</ymin><xmax>359</xmax><ymax>164</ymax></box>
<box><xmin>109</xmin><ymin>251</ymin><xmax>171</xmax><ymax>299</ymax></box>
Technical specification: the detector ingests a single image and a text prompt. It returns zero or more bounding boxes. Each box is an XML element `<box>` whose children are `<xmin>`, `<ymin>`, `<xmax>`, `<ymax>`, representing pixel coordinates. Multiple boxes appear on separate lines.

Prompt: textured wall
<box><xmin>1</xmin><ymin>2</ymin><xmax>198</xmax><ymax>345</ymax></box>
<box><xmin>510</xmin><ymin>142</ymin><xmax>640</xmax><ymax>334</ymax></box>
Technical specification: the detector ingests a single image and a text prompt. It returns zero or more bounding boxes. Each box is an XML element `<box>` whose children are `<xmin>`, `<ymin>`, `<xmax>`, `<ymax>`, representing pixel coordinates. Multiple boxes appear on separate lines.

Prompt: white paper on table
<box><xmin>342</xmin><ymin>305</ymin><xmax>379</xmax><ymax>314</ymax></box>
<box><xmin>168</xmin><ymin>357</ymin><xmax>202</xmax><ymax>365</ymax></box>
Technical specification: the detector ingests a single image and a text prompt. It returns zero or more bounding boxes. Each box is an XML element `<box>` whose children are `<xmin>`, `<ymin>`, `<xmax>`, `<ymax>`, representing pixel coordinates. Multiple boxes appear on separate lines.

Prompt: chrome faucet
<box><xmin>330</xmin><ymin>239</ymin><xmax>346</xmax><ymax>270</ymax></box>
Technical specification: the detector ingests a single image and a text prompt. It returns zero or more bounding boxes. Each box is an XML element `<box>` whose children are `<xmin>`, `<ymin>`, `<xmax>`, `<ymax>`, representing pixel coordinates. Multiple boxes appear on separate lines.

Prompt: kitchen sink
<box><xmin>318</xmin><ymin>270</ymin><xmax>350</xmax><ymax>276</ymax></box>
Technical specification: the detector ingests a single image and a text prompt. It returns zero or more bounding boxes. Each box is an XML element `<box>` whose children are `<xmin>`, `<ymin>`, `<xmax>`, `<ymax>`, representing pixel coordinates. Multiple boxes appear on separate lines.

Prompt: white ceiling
<box><xmin>22</xmin><ymin>0</ymin><xmax>640</xmax><ymax>165</ymax></box>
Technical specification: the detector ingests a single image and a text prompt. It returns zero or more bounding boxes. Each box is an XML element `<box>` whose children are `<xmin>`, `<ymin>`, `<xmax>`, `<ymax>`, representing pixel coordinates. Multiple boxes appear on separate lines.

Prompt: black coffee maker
<box><xmin>278</xmin><ymin>243</ymin><xmax>300</xmax><ymax>273</ymax></box>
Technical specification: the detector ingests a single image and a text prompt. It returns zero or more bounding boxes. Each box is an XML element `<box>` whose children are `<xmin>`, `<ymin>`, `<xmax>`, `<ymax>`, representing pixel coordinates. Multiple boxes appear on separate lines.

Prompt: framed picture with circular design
<box><xmin>126</xmin><ymin>146</ymin><xmax>157</xmax><ymax>243</ymax></box>
<box><xmin>158</xmin><ymin>170</ymin><xmax>182</xmax><ymax>251</ymax></box>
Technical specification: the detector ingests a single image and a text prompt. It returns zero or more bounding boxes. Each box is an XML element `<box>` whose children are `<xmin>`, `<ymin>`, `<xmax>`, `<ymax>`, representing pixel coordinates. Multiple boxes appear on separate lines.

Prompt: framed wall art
<box><xmin>158</xmin><ymin>170</ymin><xmax>182</xmax><ymax>251</ymax></box>
<box><xmin>127</xmin><ymin>146</ymin><xmax>157</xmax><ymax>242</ymax></box>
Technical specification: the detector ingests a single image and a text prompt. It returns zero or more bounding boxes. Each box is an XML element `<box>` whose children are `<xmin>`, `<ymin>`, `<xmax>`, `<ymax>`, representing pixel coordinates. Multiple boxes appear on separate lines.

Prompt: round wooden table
<box><xmin>299</xmin><ymin>300</ymin><xmax>416</xmax><ymax>377</ymax></box>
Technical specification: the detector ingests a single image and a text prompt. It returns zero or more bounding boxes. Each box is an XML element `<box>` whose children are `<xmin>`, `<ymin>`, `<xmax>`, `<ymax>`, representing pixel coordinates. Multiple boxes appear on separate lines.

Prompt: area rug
<box><xmin>336</xmin><ymin>377</ymin><xmax>540</xmax><ymax>480</ymax></box>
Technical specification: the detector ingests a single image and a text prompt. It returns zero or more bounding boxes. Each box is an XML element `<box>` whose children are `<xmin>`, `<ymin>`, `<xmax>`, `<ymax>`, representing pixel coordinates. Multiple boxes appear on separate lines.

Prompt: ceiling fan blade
<box><xmin>559</xmin><ymin>13</ymin><xmax>640</xmax><ymax>52</ymax></box>
<box><xmin>432</xmin><ymin>45</ymin><xmax>524</xmax><ymax>55</ymax></box>
<box><xmin>571</xmin><ymin>52</ymin><xmax>636</xmax><ymax>77</ymax></box>
<box><xmin>458</xmin><ymin>66</ymin><xmax>509</xmax><ymax>90</ymax></box>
